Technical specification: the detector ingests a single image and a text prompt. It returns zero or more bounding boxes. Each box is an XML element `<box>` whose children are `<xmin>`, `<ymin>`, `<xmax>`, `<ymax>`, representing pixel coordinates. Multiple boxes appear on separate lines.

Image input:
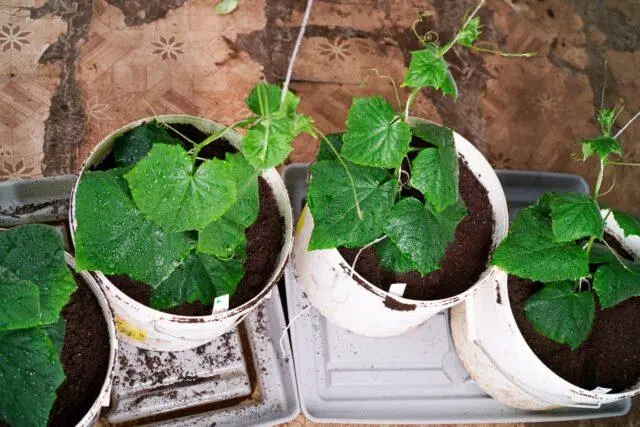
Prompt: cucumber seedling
<box><xmin>307</xmin><ymin>1</ymin><xmax>533</xmax><ymax>277</ymax></box>
<box><xmin>0</xmin><ymin>225</ymin><xmax>77</xmax><ymax>427</ymax></box>
<box><xmin>74</xmin><ymin>83</ymin><xmax>313</xmax><ymax>310</ymax></box>
<box><xmin>492</xmin><ymin>104</ymin><xmax>640</xmax><ymax>349</ymax></box>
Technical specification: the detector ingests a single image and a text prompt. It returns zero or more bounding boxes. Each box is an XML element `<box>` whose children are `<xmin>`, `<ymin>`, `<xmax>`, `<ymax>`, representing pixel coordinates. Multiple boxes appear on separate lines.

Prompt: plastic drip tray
<box><xmin>283</xmin><ymin>163</ymin><xmax>631</xmax><ymax>424</ymax></box>
<box><xmin>0</xmin><ymin>175</ymin><xmax>300</xmax><ymax>427</ymax></box>
<box><xmin>108</xmin><ymin>329</ymin><xmax>251</xmax><ymax>423</ymax></box>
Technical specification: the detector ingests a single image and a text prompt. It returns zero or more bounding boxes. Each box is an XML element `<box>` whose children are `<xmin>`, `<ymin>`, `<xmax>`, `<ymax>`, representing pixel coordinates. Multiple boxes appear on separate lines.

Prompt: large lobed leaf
<box><xmin>491</xmin><ymin>207</ymin><xmax>589</xmax><ymax>282</ymax></box>
<box><xmin>198</xmin><ymin>153</ymin><xmax>259</xmax><ymax>258</ymax></box>
<box><xmin>593</xmin><ymin>263</ymin><xmax>640</xmax><ymax>309</ymax></box>
<box><xmin>241</xmin><ymin>83</ymin><xmax>312</xmax><ymax>169</ymax></box>
<box><xmin>375</xmin><ymin>238</ymin><xmax>417</xmax><ymax>273</ymax></box>
<box><xmin>611</xmin><ymin>209</ymin><xmax>640</xmax><ymax>238</ymax></box>
<box><xmin>410</xmin><ymin>123</ymin><xmax>459</xmax><ymax>212</ymax></box>
<box><xmin>151</xmin><ymin>251</ymin><xmax>245</xmax><ymax>310</ymax></box>
<box><xmin>112</xmin><ymin>120</ymin><xmax>182</xmax><ymax>167</ymax></box>
<box><xmin>523</xmin><ymin>281</ymin><xmax>595</xmax><ymax>350</ymax></box>
<box><xmin>0</xmin><ymin>327</ymin><xmax>66</xmax><ymax>427</ymax></box>
<box><xmin>549</xmin><ymin>193</ymin><xmax>603</xmax><ymax>242</ymax></box>
<box><xmin>0</xmin><ymin>224</ymin><xmax>76</xmax><ymax>326</ymax></box>
<box><xmin>341</xmin><ymin>96</ymin><xmax>411</xmax><ymax>169</ymax></box>
<box><xmin>308</xmin><ymin>159</ymin><xmax>396</xmax><ymax>250</ymax></box>
<box><xmin>385</xmin><ymin>197</ymin><xmax>467</xmax><ymax>276</ymax></box>
<box><xmin>402</xmin><ymin>45</ymin><xmax>458</xmax><ymax>99</ymax></box>
<box><xmin>125</xmin><ymin>144</ymin><xmax>236</xmax><ymax>232</ymax></box>
<box><xmin>0</xmin><ymin>266</ymin><xmax>41</xmax><ymax>332</ymax></box>
<box><xmin>74</xmin><ymin>168</ymin><xmax>193</xmax><ymax>286</ymax></box>
<box><xmin>580</xmin><ymin>135</ymin><xmax>621</xmax><ymax>161</ymax></box>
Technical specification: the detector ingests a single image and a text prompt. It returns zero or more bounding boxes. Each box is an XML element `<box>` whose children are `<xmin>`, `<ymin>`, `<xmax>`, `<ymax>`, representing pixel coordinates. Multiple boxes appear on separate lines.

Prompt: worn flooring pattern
<box><xmin>0</xmin><ymin>0</ymin><xmax>638</xmax><ymax>425</ymax></box>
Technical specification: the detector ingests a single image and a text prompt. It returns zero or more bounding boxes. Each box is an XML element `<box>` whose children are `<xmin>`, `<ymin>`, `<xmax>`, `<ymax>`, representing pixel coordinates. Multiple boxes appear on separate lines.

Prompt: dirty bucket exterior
<box><xmin>450</xmin><ymin>211</ymin><xmax>640</xmax><ymax>410</ymax></box>
<box><xmin>291</xmin><ymin>117</ymin><xmax>509</xmax><ymax>337</ymax></box>
<box><xmin>69</xmin><ymin>116</ymin><xmax>294</xmax><ymax>351</ymax></box>
<box><xmin>65</xmin><ymin>253</ymin><xmax>118</xmax><ymax>427</ymax></box>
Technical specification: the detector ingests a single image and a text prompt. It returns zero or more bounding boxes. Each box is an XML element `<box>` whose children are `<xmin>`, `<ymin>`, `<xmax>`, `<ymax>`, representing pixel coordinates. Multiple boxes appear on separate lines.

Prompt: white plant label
<box><xmin>331</xmin><ymin>281</ymin><xmax>349</xmax><ymax>303</ymax></box>
<box><xmin>591</xmin><ymin>387</ymin><xmax>612</xmax><ymax>394</ymax></box>
<box><xmin>389</xmin><ymin>283</ymin><xmax>407</xmax><ymax>297</ymax></box>
<box><xmin>212</xmin><ymin>294</ymin><xmax>230</xmax><ymax>314</ymax></box>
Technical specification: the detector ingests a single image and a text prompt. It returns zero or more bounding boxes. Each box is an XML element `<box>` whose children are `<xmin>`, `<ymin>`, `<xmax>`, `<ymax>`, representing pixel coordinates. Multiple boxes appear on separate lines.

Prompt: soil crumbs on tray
<box><xmin>508</xmin><ymin>235</ymin><xmax>640</xmax><ymax>392</ymax></box>
<box><xmin>48</xmin><ymin>275</ymin><xmax>110</xmax><ymax>427</ymax></box>
<box><xmin>109</xmin><ymin>178</ymin><xmax>284</xmax><ymax>315</ymax></box>
<box><xmin>339</xmin><ymin>160</ymin><xmax>495</xmax><ymax>301</ymax></box>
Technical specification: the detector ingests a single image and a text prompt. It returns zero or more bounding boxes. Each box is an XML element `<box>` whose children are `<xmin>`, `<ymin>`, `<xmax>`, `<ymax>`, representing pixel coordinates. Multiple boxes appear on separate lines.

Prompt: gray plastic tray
<box><xmin>283</xmin><ymin>163</ymin><xmax>631</xmax><ymax>424</ymax></box>
<box><xmin>0</xmin><ymin>175</ymin><xmax>299</xmax><ymax>426</ymax></box>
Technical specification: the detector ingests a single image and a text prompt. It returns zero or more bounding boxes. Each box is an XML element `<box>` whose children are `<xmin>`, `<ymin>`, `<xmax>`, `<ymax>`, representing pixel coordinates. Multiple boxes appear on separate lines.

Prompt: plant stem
<box><xmin>191</xmin><ymin>118</ymin><xmax>253</xmax><ymax>166</ymax></box>
<box><xmin>404</xmin><ymin>88</ymin><xmax>419</xmax><ymax>121</ymax></box>
<box><xmin>469</xmin><ymin>45</ymin><xmax>537</xmax><ymax>57</ymax></box>
<box><xmin>312</xmin><ymin>126</ymin><xmax>364</xmax><ymax>220</ymax></box>
<box><xmin>439</xmin><ymin>0</ymin><xmax>485</xmax><ymax>57</ymax></box>
<box><xmin>349</xmin><ymin>235</ymin><xmax>387</xmax><ymax>278</ymax></box>
<box><xmin>585</xmin><ymin>159</ymin><xmax>606</xmax><ymax>256</ymax></box>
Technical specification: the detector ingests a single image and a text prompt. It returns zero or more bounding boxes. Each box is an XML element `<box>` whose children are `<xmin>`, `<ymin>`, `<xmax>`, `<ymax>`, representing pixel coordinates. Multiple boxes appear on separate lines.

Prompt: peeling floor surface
<box><xmin>0</xmin><ymin>0</ymin><xmax>638</xmax><ymax>425</ymax></box>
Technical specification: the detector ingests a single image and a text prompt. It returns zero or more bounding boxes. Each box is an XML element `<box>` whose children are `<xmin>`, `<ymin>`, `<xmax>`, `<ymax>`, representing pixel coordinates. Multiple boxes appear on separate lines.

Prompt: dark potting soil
<box><xmin>109</xmin><ymin>177</ymin><xmax>284</xmax><ymax>315</ymax></box>
<box><xmin>48</xmin><ymin>275</ymin><xmax>111</xmax><ymax>427</ymax></box>
<box><xmin>338</xmin><ymin>160</ymin><xmax>495</xmax><ymax>301</ymax></box>
<box><xmin>508</xmin><ymin>234</ymin><xmax>640</xmax><ymax>392</ymax></box>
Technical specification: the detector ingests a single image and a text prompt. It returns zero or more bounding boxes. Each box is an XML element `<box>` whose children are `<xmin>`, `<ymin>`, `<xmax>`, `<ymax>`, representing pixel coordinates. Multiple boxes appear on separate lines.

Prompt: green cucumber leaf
<box><xmin>74</xmin><ymin>168</ymin><xmax>192</xmax><ymax>286</ymax></box>
<box><xmin>580</xmin><ymin>135</ymin><xmax>621</xmax><ymax>161</ymax></box>
<box><xmin>245</xmin><ymin>83</ymin><xmax>283</xmax><ymax>117</ymax></box>
<box><xmin>125</xmin><ymin>144</ymin><xmax>236</xmax><ymax>232</ymax></box>
<box><xmin>0</xmin><ymin>327</ymin><xmax>66</xmax><ymax>427</ymax></box>
<box><xmin>240</xmin><ymin>118</ymin><xmax>295</xmax><ymax>169</ymax></box>
<box><xmin>198</xmin><ymin>218</ymin><xmax>246</xmax><ymax>258</ymax></box>
<box><xmin>112</xmin><ymin>120</ymin><xmax>181</xmax><ymax>167</ymax></box>
<box><xmin>523</xmin><ymin>281</ymin><xmax>595</xmax><ymax>349</ymax></box>
<box><xmin>341</xmin><ymin>96</ymin><xmax>411</xmax><ymax>168</ymax></box>
<box><xmin>491</xmin><ymin>207</ymin><xmax>589</xmax><ymax>282</ymax></box>
<box><xmin>441</xmin><ymin>67</ymin><xmax>458</xmax><ymax>100</ymax></box>
<box><xmin>316</xmin><ymin>133</ymin><xmax>344</xmax><ymax>161</ymax></box>
<box><xmin>402</xmin><ymin>45</ymin><xmax>456</xmax><ymax>98</ymax></box>
<box><xmin>549</xmin><ymin>193</ymin><xmax>603</xmax><ymax>242</ymax></box>
<box><xmin>375</xmin><ymin>238</ymin><xmax>417</xmax><ymax>273</ymax></box>
<box><xmin>532</xmin><ymin>192</ymin><xmax>558</xmax><ymax>216</ymax></box>
<box><xmin>43</xmin><ymin>317</ymin><xmax>66</xmax><ymax>355</ymax></box>
<box><xmin>198</xmin><ymin>153</ymin><xmax>259</xmax><ymax>257</ymax></box>
<box><xmin>0</xmin><ymin>266</ymin><xmax>41</xmax><ymax>332</ymax></box>
<box><xmin>410</xmin><ymin>123</ymin><xmax>458</xmax><ymax>212</ymax></box>
<box><xmin>308</xmin><ymin>159</ymin><xmax>396</xmax><ymax>250</ymax></box>
<box><xmin>0</xmin><ymin>224</ymin><xmax>76</xmax><ymax>325</ymax></box>
<box><xmin>150</xmin><ymin>251</ymin><xmax>245</xmax><ymax>309</ymax></box>
<box><xmin>611</xmin><ymin>210</ymin><xmax>640</xmax><ymax>237</ymax></box>
<box><xmin>457</xmin><ymin>17</ymin><xmax>481</xmax><ymax>47</ymax></box>
<box><xmin>589</xmin><ymin>243</ymin><xmax>640</xmax><ymax>271</ymax></box>
<box><xmin>385</xmin><ymin>197</ymin><xmax>467</xmax><ymax>275</ymax></box>
<box><xmin>593</xmin><ymin>263</ymin><xmax>640</xmax><ymax>309</ymax></box>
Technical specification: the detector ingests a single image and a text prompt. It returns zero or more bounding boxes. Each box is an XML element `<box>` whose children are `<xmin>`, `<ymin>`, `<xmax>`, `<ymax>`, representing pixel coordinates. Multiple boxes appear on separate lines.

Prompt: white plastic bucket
<box><xmin>450</xmin><ymin>211</ymin><xmax>640</xmax><ymax>410</ymax></box>
<box><xmin>65</xmin><ymin>253</ymin><xmax>118</xmax><ymax>427</ymax></box>
<box><xmin>291</xmin><ymin>117</ymin><xmax>509</xmax><ymax>337</ymax></box>
<box><xmin>69</xmin><ymin>115</ymin><xmax>294</xmax><ymax>351</ymax></box>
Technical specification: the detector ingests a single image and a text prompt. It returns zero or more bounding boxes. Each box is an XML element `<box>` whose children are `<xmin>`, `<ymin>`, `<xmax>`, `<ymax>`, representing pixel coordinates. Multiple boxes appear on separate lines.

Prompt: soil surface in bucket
<box><xmin>339</xmin><ymin>157</ymin><xmax>495</xmax><ymax>301</ymax></box>
<box><xmin>48</xmin><ymin>274</ymin><xmax>111</xmax><ymax>426</ymax></box>
<box><xmin>508</xmin><ymin>234</ymin><xmax>640</xmax><ymax>392</ymax></box>
<box><xmin>97</xmin><ymin>123</ymin><xmax>285</xmax><ymax>315</ymax></box>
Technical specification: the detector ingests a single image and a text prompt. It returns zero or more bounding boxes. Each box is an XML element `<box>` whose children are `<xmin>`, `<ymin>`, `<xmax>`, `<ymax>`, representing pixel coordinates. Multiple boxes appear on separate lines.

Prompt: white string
<box><xmin>614</xmin><ymin>111</ymin><xmax>640</xmax><ymax>140</ymax></box>
<box><xmin>279</xmin><ymin>304</ymin><xmax>311</xmax><ymax>357</ymax></box>
<box><xmin>350</xmin><ymin>236</ymin><xmax>387</xmax><ymax>279</ymax></box>
<box><xmin>280</xmin><ymin>0</ymin><xmax>314</xmax><ymax>104</ymax></box>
